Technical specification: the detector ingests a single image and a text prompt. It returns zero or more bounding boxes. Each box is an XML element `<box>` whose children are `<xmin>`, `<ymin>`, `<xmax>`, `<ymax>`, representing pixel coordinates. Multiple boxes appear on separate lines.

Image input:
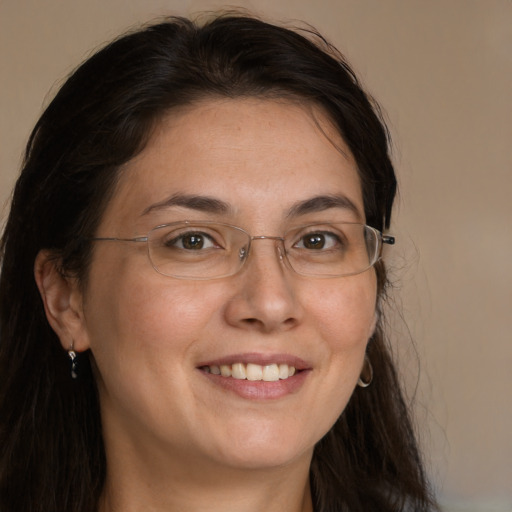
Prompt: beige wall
<box><xmin>1</xmin><ymin>1</ymin><xmax>511</xmax><ymax>510</ymax></box>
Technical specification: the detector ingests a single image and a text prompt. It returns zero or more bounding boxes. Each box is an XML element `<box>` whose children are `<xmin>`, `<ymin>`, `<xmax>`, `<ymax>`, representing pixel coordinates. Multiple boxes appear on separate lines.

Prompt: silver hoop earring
<box><xmin>68</xmin><ymin>345</ymin><xmax>78</xmax><ymax>379</ymax></box>
<box><xmin>357</xmin><ymin>356</ymin><xmax>373</xmax><ymax>388</ymax></box>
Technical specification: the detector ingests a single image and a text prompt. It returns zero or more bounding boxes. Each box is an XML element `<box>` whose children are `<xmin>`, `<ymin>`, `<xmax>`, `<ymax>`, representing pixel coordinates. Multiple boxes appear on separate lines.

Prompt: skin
<box><xmin>36</xmin><ymin>98</ymin><xmax>378</xmax><ymax>512</ymax></box>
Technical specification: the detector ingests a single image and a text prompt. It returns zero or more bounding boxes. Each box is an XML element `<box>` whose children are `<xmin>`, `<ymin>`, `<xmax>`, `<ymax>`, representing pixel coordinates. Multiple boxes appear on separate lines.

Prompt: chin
<box><xmin>203</xmin><ymin>420</ymin><xmax>318</xmax><ymax>471</ymax></box>
<box><xmin>219</xmin><ymin>445</ymin><xmax>314</xmax><ymax>472</ymax></box>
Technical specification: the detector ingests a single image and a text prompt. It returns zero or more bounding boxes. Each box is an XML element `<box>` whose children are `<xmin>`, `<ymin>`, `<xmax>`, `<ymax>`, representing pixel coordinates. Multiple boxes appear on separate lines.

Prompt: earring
<box><xmin>357</xmin><ymin>355</ymin><xmax>373</xmax><ymax>388</ymax></box>
<box><xmin>68</xmin><ymin>345</ymin><xmax>78</xmax><ymax>379</ymax></box>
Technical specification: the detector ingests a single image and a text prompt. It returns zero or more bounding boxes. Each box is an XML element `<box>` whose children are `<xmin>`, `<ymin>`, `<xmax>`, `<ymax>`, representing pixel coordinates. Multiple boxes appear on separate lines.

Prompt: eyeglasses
<box><xmin>92</xmin><ymin>221</ymin><xmax>395</xmax><ymax>280</ymax></box>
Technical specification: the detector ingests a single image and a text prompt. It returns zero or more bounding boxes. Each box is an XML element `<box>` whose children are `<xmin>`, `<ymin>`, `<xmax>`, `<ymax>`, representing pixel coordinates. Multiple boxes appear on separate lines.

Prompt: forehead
<box><xmin>143</xmin><ymin>97</ymin><xmax>351</xmax><ymax>166</ymax></box>
<box><xmin>100</xmin><ymin>98</ymin><xmax>364</xmax><ymax>233</ymax></box>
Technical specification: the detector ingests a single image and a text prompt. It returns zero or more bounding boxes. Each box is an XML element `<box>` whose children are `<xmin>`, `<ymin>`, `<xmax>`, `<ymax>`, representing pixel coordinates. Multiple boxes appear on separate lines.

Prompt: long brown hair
<box><xmin>0</xmin><ymin>14</ymin><xmax>437</xmax><ymax>511</ymax></box>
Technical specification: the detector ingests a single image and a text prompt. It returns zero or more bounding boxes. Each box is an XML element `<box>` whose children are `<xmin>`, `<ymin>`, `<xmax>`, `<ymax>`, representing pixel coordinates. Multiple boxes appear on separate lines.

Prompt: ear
<box><xmin>34</xmin><ymin>250</ymin><xmax>90</xmax><ymax>352</ymax></box>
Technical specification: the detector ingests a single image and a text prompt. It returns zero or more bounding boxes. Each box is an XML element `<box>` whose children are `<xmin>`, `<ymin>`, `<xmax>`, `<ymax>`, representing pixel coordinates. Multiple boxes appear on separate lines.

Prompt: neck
<box><xmin>99</xmin><ymin>441</ymin><xmax>314</xmax><ymax>512</ymax></box>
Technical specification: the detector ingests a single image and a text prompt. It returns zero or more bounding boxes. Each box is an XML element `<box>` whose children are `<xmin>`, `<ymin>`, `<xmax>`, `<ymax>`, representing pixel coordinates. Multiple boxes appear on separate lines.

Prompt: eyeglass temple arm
<box><xmin>382</xmin><ymin>235</ymin><xmax>395</xmax><ymax>245</ymax></box>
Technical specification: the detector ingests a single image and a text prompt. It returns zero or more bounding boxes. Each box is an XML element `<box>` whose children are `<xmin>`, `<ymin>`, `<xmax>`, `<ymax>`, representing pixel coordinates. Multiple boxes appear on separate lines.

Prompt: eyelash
<box><xmin>163</xmin><ymin>228</ymin><xmax>346</xmax><ymax>253</ymax></box>
<box><xmin>293</xmin><ymin>230</ymin><xmax>345</xmax><ymax>250</ymax></box>
<box><xmin>164</xmin><ymin>231</ymin><xmax>222</xmax><ymax>250</ymax></box>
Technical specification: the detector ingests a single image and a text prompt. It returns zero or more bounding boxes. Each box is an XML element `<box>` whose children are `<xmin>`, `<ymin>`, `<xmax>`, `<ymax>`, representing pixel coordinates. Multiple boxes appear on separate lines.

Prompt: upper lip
<box><xmin>196</xmin><ymin>352</ymin><xmax>311</xmax><ymax>371</ymax></box>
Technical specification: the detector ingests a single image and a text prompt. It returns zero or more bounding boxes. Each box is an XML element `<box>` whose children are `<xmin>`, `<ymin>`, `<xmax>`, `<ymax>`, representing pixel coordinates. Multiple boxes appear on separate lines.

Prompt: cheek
<box><xmin>296</xmin><ymin>273</ymin><xmax>377</xmax><ymax>438</ymax></box>
<box><xmin>89</xmin><ymin>280</ymin><xmax>215</xmax><ymax>348</ymax></box>
<box><xmin>309</xmin><ymin>272</ymin><xmax>377</xmax><ymax>346</ymax></box>
<box><xmin>82</xmin><ymin>256</ymin><xmax>223</xmax><ymax>381</ymax></box>
<box><xmin>81</xmin><ymin>267</ymin><xmax>227</xmax><ymax>425</ymax></box>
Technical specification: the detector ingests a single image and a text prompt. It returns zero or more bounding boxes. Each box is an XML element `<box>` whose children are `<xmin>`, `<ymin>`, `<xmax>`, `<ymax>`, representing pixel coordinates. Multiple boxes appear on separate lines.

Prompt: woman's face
<box><xmin>74</xmin><ymin>98</ymin><xmax>377</xmax><ymax>473</ymax></box>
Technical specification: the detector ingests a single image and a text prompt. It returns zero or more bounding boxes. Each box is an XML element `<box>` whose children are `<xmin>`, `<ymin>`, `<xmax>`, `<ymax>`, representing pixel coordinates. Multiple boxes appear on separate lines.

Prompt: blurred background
<box><xmin>1</xmin><ymin>1</ymin><xmax>510</xmax><ymax>510</ymax></box>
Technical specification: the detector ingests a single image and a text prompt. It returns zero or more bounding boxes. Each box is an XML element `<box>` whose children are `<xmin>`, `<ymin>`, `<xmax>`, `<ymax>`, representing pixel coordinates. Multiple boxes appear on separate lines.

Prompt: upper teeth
<box><xmin>203</xmin><ymin>363</ymin><xmax>296</xmax><ymax>381</ymax></box>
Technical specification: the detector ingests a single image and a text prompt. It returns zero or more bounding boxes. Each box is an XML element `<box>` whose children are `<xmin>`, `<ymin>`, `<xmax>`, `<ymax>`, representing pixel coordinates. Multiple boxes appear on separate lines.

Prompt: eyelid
<box><xmin>291</xmin><ymin>228</ymin><xmax>344</xmax><ymax>249</ymax></box>
<box><xmin>157</xmin><ymin>225</ymin><xmax>227</xmax><ymax>249</ymax></box>
<box><xmin>286</xmin><ymin>222</ymin><xmax>348</xmax><ymax>237</ymax></box>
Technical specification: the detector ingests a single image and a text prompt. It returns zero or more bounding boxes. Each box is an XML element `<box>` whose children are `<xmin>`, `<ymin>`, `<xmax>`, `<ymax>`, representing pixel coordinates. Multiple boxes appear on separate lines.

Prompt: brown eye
<box><xmin>303</xmin><ymin>234</ymin><xmax>326</xmax><ymax>249</ymax></box>
<box><xmin>295</xmin><ymin>232</ymin><xmax>340</xmax><ymax>250</ymax></box>
<box><xmin>167</xmin><ymin>231</ymin><xmax>217</xmax><ymax>251</ymax></box>
<box><xmin>181</xmin><ymin>233</ymin><xmax>205</xmax><ymax>250</ymax></box>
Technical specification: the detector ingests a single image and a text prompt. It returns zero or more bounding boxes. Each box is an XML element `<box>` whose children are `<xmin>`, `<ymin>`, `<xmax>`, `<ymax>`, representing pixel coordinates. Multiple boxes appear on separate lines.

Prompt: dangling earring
<box><xmin>68</xmin><ymin>344</ymin><xmax>78</xmax><ymax>379</ymax></box>
<box><xmin>357</xmin><ymin>355</ymin><xmax>373</xmax><ymax>388</ymax></box>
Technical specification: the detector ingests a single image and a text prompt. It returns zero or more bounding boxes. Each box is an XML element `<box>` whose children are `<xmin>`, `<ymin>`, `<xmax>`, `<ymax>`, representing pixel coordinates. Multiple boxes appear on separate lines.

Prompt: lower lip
<box><xmin>199</xmin><ymin>370</ymin><xmax>310</xmax><ymax>400</ymax></box>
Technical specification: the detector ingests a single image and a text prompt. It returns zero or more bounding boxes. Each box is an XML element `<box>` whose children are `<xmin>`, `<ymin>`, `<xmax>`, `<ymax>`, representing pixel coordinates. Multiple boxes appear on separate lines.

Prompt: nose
<box><xmin>223</xmin><ymin>238</ymin><xmax>302</xmax><ymax>333</ymax></box>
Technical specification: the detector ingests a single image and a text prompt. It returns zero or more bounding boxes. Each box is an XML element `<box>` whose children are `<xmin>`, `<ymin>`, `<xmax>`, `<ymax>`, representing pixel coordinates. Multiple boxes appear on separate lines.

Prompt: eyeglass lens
<box><xmin>146</xmin><ymin>222</ymin><xmax>381</xmax><ymax>279</ymax></box>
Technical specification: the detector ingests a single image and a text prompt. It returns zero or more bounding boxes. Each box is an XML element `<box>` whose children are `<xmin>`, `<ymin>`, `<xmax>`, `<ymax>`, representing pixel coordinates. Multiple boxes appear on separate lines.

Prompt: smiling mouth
<box><xmin>200</xmin><ymin>363</ymin><xmax>298</xmax><ymax>381</ymax></box>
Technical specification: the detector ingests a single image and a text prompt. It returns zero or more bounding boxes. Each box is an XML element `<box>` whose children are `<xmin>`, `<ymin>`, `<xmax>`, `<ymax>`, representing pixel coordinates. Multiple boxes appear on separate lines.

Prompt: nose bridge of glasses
<box><xmin>250</xmin><ymin>235</ymin><xmax>285</xmax><ymax>242</ymax></box>
<box><xmin>240</xmin><ymin>235</ymin><xmax>286</xmax><ymax>265</ymax></box>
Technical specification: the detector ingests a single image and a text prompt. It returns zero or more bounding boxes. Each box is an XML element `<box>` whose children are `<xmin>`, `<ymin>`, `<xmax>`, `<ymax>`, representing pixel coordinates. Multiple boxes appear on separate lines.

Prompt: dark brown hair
<box><xmin>0</xmin><ymin>14</ymin><xmax>437</xmax><ymax>512</ymax></box>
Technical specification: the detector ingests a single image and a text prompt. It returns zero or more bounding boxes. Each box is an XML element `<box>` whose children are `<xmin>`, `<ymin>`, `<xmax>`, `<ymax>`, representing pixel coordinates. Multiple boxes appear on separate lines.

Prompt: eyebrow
<box><xmin>286</xmin><ymin>194</ymin><xmax>362</xmax><ymax>220</ymax></box>
<box><xmin>142</xmin><ymin>193</ymin><xmax>232</xmax><ymax>216</ymax></box>
<box><xmin>142</xmin><ymin>192</ymin><xmax>362</xmax><ymax>220</ymax></box>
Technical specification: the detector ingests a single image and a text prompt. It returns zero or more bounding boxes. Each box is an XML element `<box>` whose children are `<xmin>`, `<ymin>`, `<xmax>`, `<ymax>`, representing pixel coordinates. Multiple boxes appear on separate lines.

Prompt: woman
<box><xmin>0</xmin><ymin>13</ymin><xmax>437</xmax><ymax>512</ymax></box>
